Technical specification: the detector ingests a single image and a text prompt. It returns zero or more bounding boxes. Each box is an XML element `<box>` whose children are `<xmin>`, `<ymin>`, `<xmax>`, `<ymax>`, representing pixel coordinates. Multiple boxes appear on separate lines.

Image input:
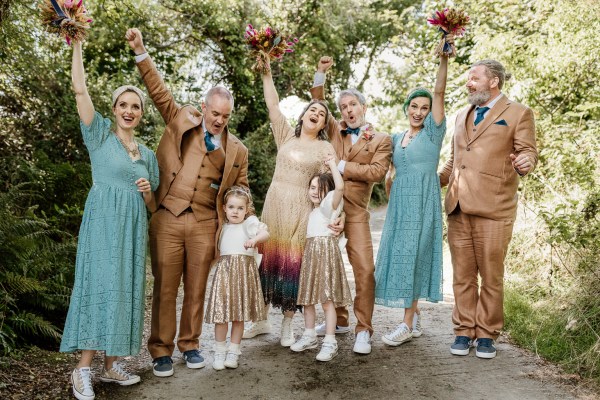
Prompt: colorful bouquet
<box><xmin>244</xmin><ymin>24</ymin><xmax>298</xmax><ymax>74</ymax></box>
<box><xmin>40</xmin><ymin>0</ymin><xmax>92</xmax><ymax>45</ymax></box>
<box><xmin>427</xmin><ymin>8</ymin><xmax>470</xmax><ymax>57</ymax></box>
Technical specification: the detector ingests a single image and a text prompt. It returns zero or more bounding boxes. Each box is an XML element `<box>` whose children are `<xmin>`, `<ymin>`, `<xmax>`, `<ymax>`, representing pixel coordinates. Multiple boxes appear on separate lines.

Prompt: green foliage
<box><xmin>0</xmin><ymin>184</ymin><xmax>76</xmax><ymax>354</ymax></box>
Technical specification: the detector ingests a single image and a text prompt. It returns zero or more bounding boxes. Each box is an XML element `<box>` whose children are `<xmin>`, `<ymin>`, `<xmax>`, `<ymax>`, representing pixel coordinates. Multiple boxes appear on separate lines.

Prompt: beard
<box><xmin>468</xmin><ymin>89</ymin><xmax>492</xmax><ymax>106</ymax></box>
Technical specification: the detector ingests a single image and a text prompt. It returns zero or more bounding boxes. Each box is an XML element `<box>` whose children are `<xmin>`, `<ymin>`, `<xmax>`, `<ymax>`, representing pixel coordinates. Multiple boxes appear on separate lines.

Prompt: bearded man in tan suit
<box><xmin>127</xmin><ymin>29</ymin><xmax>249</xmax><ymax>376</ymax></box>
<box><xmin>310</xmin><ymin>56</ymin><xmax>392</xmax><ymax>355</ymax></box>
<box><xmin>439</xmin><ymin>59</ymin><xmax>537</xmax><ymax>359</ymax></box>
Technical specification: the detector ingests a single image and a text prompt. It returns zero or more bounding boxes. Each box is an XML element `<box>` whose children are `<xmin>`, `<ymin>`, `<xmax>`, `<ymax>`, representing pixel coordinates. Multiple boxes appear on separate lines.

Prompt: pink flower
<box><xmin>64</xmin><ymin>0</ymin><xmax>74</xmax><ymax>8</ymax></box>
<box><xmin>77</xmin><ymin>0</ymin><xmax>83</xmax><ymax>6</ymax></box>
<box><xmin>265</xmin><ymin>27</ymin><xmax>272</xmax><ymax>36</ymax></box>
<box><xmin>293</xmin><ymin>37</ymin><xmax>299</xmax><ymax>43</ymax></box>
<box><xmin>285</xmin><ymin>48</ymin><xmax>294</xmax><ymax>53</ymax></box>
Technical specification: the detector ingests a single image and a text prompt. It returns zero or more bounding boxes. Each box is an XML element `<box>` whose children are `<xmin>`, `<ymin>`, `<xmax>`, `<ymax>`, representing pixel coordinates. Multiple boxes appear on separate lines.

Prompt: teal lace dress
<box><xmin>60</xmin><ymin>112</ymin><xmax>159</xmax><ymax>356</ymax></box>
<box><xmin>375</xmin><ymin>113</ymin><xmax>445</xmax><ymax>308</ymax></box>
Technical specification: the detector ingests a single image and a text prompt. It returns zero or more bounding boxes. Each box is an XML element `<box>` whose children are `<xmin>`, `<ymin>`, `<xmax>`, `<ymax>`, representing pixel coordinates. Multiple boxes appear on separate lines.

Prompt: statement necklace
<box><xmin>116</xmin><ymin>134</ymin><xmax>140</xmax><ymax>158</ymax></box>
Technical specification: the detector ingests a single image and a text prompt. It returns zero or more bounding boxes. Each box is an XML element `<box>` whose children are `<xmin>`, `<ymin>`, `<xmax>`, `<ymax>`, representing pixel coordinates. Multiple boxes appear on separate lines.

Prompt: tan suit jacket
<box><xmin>137</xmin><ymin>58</ymin><xmax>249</xmax><ymax>233</ymax></box>
<box><xmin>310</xmin><ymin>86</ymin><xmax>392</xmax><ymax>222</ymax></box>
<box><xmin>439</xmin><ymin>95</ymin><xmax>537</xmax><ymax>220</ymax></box>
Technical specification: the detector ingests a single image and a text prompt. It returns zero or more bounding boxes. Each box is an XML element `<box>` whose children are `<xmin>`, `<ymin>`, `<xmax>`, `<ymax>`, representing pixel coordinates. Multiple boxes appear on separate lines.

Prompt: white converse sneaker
<box><xmin>242</xmin><ymin>320</ymin><xmax>271</xmax><ymax>339</ymax></box>
<box><xmin>224</xmin><ymin>351</ymin><xmax>240</xmax><ymax>369</ymax></box>
<box><xmin>290</xmin><ymin>335</ymin><xmax>318</xmax><ymax>352</ymax></box>
<box><xmin>382</xmin><ymin>322</ymin><xmax>412</xmax><ymax>346</ymax></box>
<box><xmin>71</xmin><ymin>367</ymin><xmax>95</xmax><ymax>400</ymax></box>
<box><xmin>353</xmin><ymin>330</ymin><xmax>372</xmax><ymax>354</ymax></box>
<box><xmin>280</xmin><ymin>317</ymin><xmax>295</xmax><ymax>347</ymax></box>
<box><xmin>99</xmin><ymin>362</ymin><xmax>140</xmax><ymax>386</ymax></box>
<box><xmin>316</xmin><ymin>341</ymin><xmax>338</xmax><ymax>362</ymax></box>
<box><xmin>213</xmin><ymin>351</ymin><xmax>226</xmax><ymax>371</ymax></box>
<box><xmin>315</xmin><ymin>322</ymin><xmax>352</xmax><ymax>336</ymax></box>
<box><xmin>412</xmin><ymin>313</ymin><xmax>423</xmax><ymax>338</ymax></box>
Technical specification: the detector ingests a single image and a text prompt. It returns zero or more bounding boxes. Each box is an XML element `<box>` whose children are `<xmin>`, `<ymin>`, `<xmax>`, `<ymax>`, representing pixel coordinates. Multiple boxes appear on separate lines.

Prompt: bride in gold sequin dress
<box><xmin>249</xmin><ymin>59</ymin><xmax>336</xmax><ymax>347</ymax></box>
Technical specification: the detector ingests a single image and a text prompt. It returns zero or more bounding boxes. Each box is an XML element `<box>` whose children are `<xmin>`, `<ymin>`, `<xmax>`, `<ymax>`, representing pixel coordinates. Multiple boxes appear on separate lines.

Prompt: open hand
<box><xmin>126</xmin><ymin>28</ymin><xmax>146</xmax><ymax>55</ymax></box>
<box><xmin>244</xmin><ymin>239</ymin><xmax>257</xmax><ymax>249</ymax></box>
<box><xmin>318</xmin><ymin>56</ymin><xmax>333</xmax><ymax>73</ymax></box>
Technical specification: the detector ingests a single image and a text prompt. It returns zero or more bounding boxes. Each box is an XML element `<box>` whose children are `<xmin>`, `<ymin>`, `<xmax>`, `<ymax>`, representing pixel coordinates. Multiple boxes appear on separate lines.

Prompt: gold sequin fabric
<box><xmin>204</xmin><ymin>255</ymin><xmax>265</xmax><ymax>323</ymax></box>
<box><xmin>296</xmin><ymin>236</ymin><xmax>352</xmax><ymax>307</ymax></box>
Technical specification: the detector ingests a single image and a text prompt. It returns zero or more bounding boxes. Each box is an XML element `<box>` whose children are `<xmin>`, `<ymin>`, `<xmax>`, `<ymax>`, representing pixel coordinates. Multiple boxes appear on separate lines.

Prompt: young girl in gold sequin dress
<box><xmin>292</xmin><ymin>157</ymin><xmax>352</xmax><ymax>362</ymax></box>
<box><xmin>204</xmin><ymin>186</ymin><xmax>269</xmax><ymax>370</ymax></box>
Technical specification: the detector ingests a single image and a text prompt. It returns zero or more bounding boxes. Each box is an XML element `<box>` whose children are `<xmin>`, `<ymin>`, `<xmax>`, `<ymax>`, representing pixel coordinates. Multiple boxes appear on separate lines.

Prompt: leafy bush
<box><xmin>0</xmin><ymin>184</ymin><xmax>76</xmax><ymax>354</ymax></box>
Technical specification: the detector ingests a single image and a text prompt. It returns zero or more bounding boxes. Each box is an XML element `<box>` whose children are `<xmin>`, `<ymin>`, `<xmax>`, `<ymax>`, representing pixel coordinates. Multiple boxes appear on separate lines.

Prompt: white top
<box><xmin>306</xmin><ymin>191</ymin><xmax>344</xmax><ymax>238</ymax></box>
<box><xmin>219</xmin><ymin>216</ymin><xmax>267</xmax><ymax>265</ymax></box>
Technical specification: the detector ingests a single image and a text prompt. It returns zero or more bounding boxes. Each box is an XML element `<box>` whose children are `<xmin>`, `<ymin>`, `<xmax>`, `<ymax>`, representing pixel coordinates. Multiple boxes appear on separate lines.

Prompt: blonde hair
<box><xmin>223</xmin><ymin>185</ymin><xmax>255</xmax><ymax>219</ymax></box>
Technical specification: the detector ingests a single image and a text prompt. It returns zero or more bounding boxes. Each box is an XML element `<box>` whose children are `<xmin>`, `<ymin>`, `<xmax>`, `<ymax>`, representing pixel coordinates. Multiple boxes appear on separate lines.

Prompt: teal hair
<box><xmin>403</xmin><ymin>87</ymin><xmax>432</xmax><ymax>116</ymax></box>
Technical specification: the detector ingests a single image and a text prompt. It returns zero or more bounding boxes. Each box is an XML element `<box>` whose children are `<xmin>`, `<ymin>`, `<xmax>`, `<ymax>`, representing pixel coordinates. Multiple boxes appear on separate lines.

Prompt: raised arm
<box><xmin>310</xmin><ymin>56</ymin><xmax>341</xmax><ymax>140</ymax></box>
<box><xmin>431</xmin><ymin>36</ymin><xmax>452</xmax><ymax>125</ymax></box>
<box><xmin>126</xmin><ymin>28</ymin><xmax>180</xmax><ymax>124</ymax></box>
<box><xmin>72</xmin><ymin>41</ymin><xmax>95</xmax><ymax>126</ymax></box>
<box><xmin>326</xmin><ymin>157</ymin><xmax>344</xmax><ymax>210</ymax></box>
<box><xmin>261</xmin><ymin>68</ymin><xmax>285</xmax><ymax>125</ymax></box>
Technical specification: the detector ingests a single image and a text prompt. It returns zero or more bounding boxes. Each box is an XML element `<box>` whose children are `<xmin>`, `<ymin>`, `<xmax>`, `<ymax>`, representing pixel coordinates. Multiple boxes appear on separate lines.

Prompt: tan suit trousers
<box><xmin>148</xmin><ymin>208</ymin><xmax>217</xmax><ymax>358</ymax></box>
<box><xmin>447</xmin><ymin>209</ymin><xmax>514</xmax><ymax>340</ymax></box>
<box><xmin>335</xmin><ymin>221</ymin><xmax>375</xmax><ymax>335</ymax></box>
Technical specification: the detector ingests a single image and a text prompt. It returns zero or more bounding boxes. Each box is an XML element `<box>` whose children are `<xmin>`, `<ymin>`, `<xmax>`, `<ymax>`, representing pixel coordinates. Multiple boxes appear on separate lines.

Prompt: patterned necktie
<box><xmin>346</xmin><ymin>126</ymin><xmax>360</xmax><ymax>136</ymax></box>
<box><xmin>204</xmin><ymin>131</ymin><xmax>215</xmax><ymax>152</ymax></box>
<box><xmin>474</xmin><ymin>106</ymin><xmax>490</xmax><ymax>126</ymax></box>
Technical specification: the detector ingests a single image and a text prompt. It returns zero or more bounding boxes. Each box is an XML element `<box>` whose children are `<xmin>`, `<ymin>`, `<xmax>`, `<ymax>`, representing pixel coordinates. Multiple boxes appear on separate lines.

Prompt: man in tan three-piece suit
<box><xmin>127</xmin><ymin>29</ymin><xmax>249</xmax><ymax>376</ymax></box>
<box><xmin>439</xmin><ymin>59</ymin><xmax>537</xmax><ymax>359</ymax></box>
<box><xmin>310</xmin><ymin>56</ymin><xmax>392</xmax><ymax>355</ymax></box>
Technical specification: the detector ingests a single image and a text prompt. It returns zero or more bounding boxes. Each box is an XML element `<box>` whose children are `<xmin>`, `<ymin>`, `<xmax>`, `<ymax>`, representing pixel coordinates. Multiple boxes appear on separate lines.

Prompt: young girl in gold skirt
<box><xmin>292</xmin><ymin>157</ymin><xmax>352</xmax><ymax>361</ymax></box>
<box><xmin>204</xmin><ymin>186</ymin><xmax>270</xmax><ymax>370</ymax></box>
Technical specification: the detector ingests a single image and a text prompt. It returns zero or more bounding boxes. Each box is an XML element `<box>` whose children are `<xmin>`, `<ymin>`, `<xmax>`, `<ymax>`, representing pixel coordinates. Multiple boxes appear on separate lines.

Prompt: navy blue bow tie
<box><xmin>204</xmin><ymin>131</ymin><xmax>215</xmax><ymax>152</ymax></box>
<box><xmin>345</xmin><ymin>127</ymin><xmax>361</xmax><ymax>136</ymax></box>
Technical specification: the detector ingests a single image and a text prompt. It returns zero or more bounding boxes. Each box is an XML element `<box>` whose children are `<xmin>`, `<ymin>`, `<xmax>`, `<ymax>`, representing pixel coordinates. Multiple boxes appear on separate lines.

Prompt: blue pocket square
<box><xmin>494</xmin><ymin>119</ymin><xmax>508</xmax><ymax>126</ymax></box>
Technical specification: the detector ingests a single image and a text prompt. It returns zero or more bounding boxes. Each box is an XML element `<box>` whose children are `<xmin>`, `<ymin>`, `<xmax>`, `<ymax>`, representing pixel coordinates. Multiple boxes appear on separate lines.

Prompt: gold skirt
<box><xmin>297</xmin><ymin>236</ymin><xmax>352</xmax><ymax>307</ymax></box>
<box><xmin>205</xmin><ymin>255</ymin><xmax>266</xmax><ymax>323</ymax></box>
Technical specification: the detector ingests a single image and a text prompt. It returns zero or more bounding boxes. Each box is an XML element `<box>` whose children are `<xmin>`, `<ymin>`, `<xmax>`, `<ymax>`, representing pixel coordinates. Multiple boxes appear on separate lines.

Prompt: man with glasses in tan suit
<box><xmin>127</xmin><ymin>28</ymin><xmax>249</xmax><ymax>377</ymax></box>
<box><xmin>439</xmin><ymin>59</ymin><xmax>537</xmax><ymax>359</ymax></box>
<box><xmin>309</xmin><ymin>56</ymin><xmax>392</xmax><ymax>355</ymax></box>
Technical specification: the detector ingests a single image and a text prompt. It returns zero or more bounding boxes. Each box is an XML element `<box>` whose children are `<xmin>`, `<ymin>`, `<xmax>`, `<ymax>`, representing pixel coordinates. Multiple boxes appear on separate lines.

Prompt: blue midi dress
<box><xmin>60</xmin><ymin>112</ymin><xmax>159</xmax><ymax>356</ymax></box>
<box><xmin>374</xmin><ymin>113</ymin><xmax>446</xmax><ymax>308</ymax></box>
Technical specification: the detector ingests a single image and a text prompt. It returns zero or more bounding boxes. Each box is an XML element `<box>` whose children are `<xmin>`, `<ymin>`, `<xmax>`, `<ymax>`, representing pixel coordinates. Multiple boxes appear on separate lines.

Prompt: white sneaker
<box><xmin>71</xmin><ymin>367</ymin><xmax>95</xmax><ymax>400</ymax></box>
<box><xmin>213</xmin><ymin>351</ymin><xmax>226</xmax><ymax>371</ymax></box>
<box><xmin>412</xmin><ymin>313</ymin><xmax>423</xmax><ymax>338</ymax></box>
<box><xmin>315</xmin><ymin>322</ymin><xmax>352</xmax><ymax>336</ymax></box>
<box><xmin>316</xmin><ymin>341</ymin><xmax>338</xmax><ymax>362</ymax></box>
<box><xmin>224</xmin><ymin>351</ymin><xmax>240</xmax><ymax>369</ymax></box>
<box><xmin>280</xmin><ymin>318</ymin><xmax>295</xmax><ymax>347</ymax></box>
<box><xmin>290</xmin><ymin>335</ymin><xmax>318</xmax><ymax>352</ymax></box>
<box><xmin>98</xmin><ymin>362</ymin><xmax>141</xmax><ymax>386</ymax></box>
<box><xmin>353</xmin><ymin>330</ymin><xmax>372</xmax><ymax>354</ymax></box>
<box><xmin>242</xmin><ymin>320</ymin><xmax>271</xmax><ymax>339</ymax></box>
<box><xmin>382</xmin><ymin>322</ymin><xmax>412</xmax><ymax>346</ymax></box>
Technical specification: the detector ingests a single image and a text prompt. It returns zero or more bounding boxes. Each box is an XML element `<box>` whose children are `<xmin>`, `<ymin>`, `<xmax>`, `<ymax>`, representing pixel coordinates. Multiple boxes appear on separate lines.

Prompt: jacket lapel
<box><xmin>469</xmin><ymin>95</ymin><xmax>510</xmax><ymax>144</ymax></box>
<box><xmin>347</xmin><ymin>136</ymin><xmax>367</xmax><ymax>160</ymax></box>
<box><xmin>176</xmin><ymin>108</ymin><xmax>203</xmax><ymax>159</ymax></box>
<box><xmin>222</xmin><ymin>132</ymin><xmax>239</xmax><ymax>185</ymax></box>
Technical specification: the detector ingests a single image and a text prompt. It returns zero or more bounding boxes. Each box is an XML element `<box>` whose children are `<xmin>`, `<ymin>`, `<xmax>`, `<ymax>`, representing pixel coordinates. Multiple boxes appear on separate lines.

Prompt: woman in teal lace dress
<box><xmin>374</xmin><ymin>44</ymin><xmax>451</xmax><ymax>347</ymax></box>
<box><xmin>59</xmin><ymin>41</ymin><xmax>158</xmax><ymax>399</ymax></box>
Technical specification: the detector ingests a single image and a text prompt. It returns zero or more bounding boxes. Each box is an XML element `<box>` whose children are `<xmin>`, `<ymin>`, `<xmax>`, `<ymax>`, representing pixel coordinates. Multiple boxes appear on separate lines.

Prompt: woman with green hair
<box><xmin>374</xmin><ymin>38</ymin><xmax>452</xmax><ymax>347</ymax></box>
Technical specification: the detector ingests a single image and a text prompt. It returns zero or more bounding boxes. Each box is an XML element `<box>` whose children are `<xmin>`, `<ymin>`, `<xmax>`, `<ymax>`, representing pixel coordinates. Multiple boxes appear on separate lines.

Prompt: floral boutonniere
<box><xmin>362</xmin><ymin>125</ymin><xmax>375</xmax><ymax>141</ymax></box>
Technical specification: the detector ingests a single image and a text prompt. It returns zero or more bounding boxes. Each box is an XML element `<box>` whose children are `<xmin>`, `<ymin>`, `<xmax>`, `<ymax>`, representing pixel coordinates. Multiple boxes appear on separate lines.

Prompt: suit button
<box><xmin>198</xmin><ymin>175</ymin><xmax>201</xmax><ymax>179</ymax></box>
<box><xmin>201</xmin><ymin>164</ymin><xmax>205</xmax><ymax>167</ymax></box>
<box><xmin>467</xmin><ymin>147</ymin><xmax>471</xmax><ymax>151</ymax></box>
<box><xmin>172</xmin><ymin>172</ymin><xmax>176</xmax><ymax>176</ymax></box>
<box><xmin>461</xmin><ymin>165</ymin><xmax>466</xmax><ymax>169</ymax></box>
<box><xmin>194</xmin><ymin>188</ymin><xmax>197</xmax><ymax>191</ymax></box>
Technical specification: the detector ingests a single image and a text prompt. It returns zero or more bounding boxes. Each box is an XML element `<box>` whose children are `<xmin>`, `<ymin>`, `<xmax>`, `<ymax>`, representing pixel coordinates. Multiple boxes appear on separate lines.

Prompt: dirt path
<box><xmin>111</xmin><ymin>208</ymin><xmax>583</xmax><ymax>400</ymax></box>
